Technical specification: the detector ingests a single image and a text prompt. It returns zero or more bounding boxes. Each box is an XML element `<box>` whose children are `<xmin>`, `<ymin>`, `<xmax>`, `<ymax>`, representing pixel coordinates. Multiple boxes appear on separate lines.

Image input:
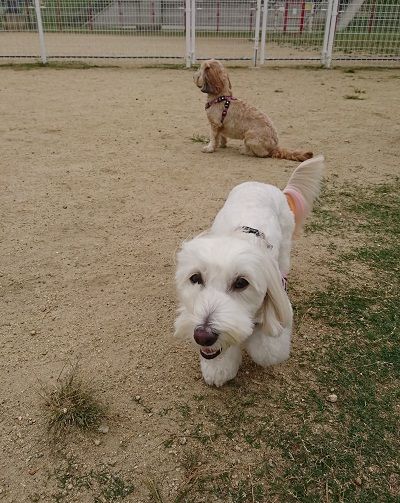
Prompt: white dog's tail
<box><xmin>283</xmin><ymin>155</ymin><xmax>325</xmax><ymax>238</ymax></box>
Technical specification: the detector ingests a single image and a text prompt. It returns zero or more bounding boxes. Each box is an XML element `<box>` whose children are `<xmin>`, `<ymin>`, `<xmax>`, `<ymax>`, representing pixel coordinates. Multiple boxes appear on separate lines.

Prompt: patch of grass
<box><xmin>176</xmin><ymin>403</ymin><xmax>191</xmax><ymax>419</ymax></box>
<box><xmin>158</xmin><ymin>406</ymin><xmax>173</xmax><ymax>416</ymax></box>
<box><xmin>190</xmin><ymin>133</ymin><xmax>209</xmax><ymax>144</ymax></box>
<box><xmin>0</xmin><ymin>62</ymin><xmax>48</xmax><ymax>70</ymax></box>
<box><xmin>41</xmin><ymin>366</ymin><xmax>105</xmax><ymax>437</ymax></box>
<box><xmin>344</xmin><ymin>87</ymin><xmax>367</xmax><ymax>99</ymax></box>
<box><xmin>287</xmin><ymin>179</ymin><xmax>400</xmax><ymax>501</ymax></box>
<box><xmin>305</xmin><ymin>185</ymin><xmax>345</xmax><ymax>234</ymax></box>
<box><xmin>286</xmin><ymin>282</ymin><xmax>399</xmax><ymax>501</ymax></box>
<box><xmin>93</xmin><ymin>470</ymin><xmax>134</xmax><ymax>502</ymax></box>
<box><xmin>306</xmin><ymin>179</ymin><xmax>399</xmax><ymax>237</ymax></box>
<box><xmin>343</xmin><ymin>243</ymin><xmax>399</xmax><ymax>271</ymax></box>
<box><xmin>180</xmin><ymin>450</ymin><xmax>201</xmax><ymax>473</ymax></box>
<box><xmin>141</xmin><ymin>63</ymin><xmax>187</xmax><ymax>70</ymax></box>
<box><xmin>305</xmin><ymin>204</ymin><xmax>339</xmax><ymax>233</ymax></box>
<box><xmin>163</xmin><ymin>437</ymin><xmax>174</xmax><ymax>449</ymax></box>
<box><xmin>54</xmin><ymin>460</ymin><xmax>134</xmax><ymax>502</ymax></box>
<box><xmin>0</xmin><ymin>61</ymin><xmax>112</xmax><ymax>70</ymax></box>
<box><xmin>344</xmin><ymin>93</ymin><xmax>365</xmax><ymax>100</ymax></box>
<box><xmin>176</xmin><ymin>465</ymin><xmax>268</xmax><ymax>503</ymax></box>
<box><xmin>145</xmin><ymin>477</ymin><xmax>165</xmax><ymax>503</ymax></box>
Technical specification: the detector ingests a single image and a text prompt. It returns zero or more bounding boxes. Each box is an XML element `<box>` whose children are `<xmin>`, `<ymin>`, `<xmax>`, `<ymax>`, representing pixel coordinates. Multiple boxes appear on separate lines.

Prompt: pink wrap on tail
<box><xmin>282</xmin><ymin>155</ymin><xmax>325</xmax><ymax>239</ymax></box>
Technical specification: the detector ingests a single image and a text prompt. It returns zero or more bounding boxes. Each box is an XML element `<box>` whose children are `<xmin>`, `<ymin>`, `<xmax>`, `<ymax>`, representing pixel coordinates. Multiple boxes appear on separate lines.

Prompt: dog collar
<box><xmin>241</xmin><ymin>226</ymin><xmax>265</xmax><ymax>239</ymax></box>
<box><xmin>205</xmin><ymin>95</ymin><xmax>237</xmax><ymax>123</ymax></box>
<box><xmin>240</xmin><ymin>226</ymin><xmax>273</xmax><ymax>249</ymax></box>
<box><xmin>241</xmin><ymin>226</ymin><xmax>288</xmax><ymax>292</ymax></box>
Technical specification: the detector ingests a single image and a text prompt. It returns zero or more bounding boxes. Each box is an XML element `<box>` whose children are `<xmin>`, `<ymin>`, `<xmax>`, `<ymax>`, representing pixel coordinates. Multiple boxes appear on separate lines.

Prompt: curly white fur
<box><xmin>174</xmin><ymin>156</ymin><xmax>324</xmax><ymax>386</ymax></box>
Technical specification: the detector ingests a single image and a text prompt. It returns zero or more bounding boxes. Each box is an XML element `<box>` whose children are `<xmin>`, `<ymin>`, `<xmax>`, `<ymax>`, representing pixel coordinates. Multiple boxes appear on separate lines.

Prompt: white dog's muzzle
<box><xmin>193</xmin><ymin>327</ymin><xmax>222</xmax><ymax>360</ymax></box>
<box><xmin>200</xmin><ymin>347</ymin><xmax>222</xmax><ymax>360</ymax></box>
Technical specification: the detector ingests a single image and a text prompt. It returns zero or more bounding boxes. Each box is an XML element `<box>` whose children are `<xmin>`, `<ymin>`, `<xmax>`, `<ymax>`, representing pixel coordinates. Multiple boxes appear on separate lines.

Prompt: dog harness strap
<box><xmin>205</xmin><ymin>96</ymin><xmax>237</xmax><ymax>124</ymax></box>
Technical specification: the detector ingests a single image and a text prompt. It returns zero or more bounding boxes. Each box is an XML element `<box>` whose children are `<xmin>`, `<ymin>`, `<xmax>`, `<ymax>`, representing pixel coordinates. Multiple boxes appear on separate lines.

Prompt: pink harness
<box><xmin>205</xmin><ymin>95</ymin><xmax>237</xmax><ymax>124</ymax></box>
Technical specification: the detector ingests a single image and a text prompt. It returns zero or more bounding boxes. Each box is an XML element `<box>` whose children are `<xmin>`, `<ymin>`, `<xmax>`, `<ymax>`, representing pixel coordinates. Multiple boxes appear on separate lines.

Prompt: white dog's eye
<box><xmin>232</xmin><ymin>277</ymin><xmax>249</xmax><ymax>290</ymax></box>
<box><xmin>189</xmin><ymin>273</ymin><xmax>204</xmax><ymax>285</ymax></box>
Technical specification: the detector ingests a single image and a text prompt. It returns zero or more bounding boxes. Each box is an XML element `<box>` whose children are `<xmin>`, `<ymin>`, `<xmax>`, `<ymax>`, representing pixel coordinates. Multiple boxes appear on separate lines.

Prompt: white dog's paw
<box><xmin>202</xmin><ymin>144</ymin><xmax>216</xmax><ymax>153</ymax></box>
<box><xmin>200</xmin><ymin>346</ymin><xmax>242</xmax><ymax>387</ymax></box>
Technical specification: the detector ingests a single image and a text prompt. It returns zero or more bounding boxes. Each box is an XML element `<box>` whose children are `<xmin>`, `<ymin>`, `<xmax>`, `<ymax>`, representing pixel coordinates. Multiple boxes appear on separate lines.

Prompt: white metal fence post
<box><xmin>321</xmin><ymin>0</ymin><xmax>334</xmax><ymax>66</ymax></box>
<box><xmin>325</xmin><ymin>0</ymin><xmax>339</xmax><ymax>68</ymax></box>
<box><xmin>253</xmin><ymin>0</ymin><xmax>262</xmax><ymax>66</ymax></box>
<box><xmin>185</xmin><ymin>0</ymin><xmax>191</xmax><ymax>67</ymax></box>
<box><xmin>33</xmin><ymin>0</ymin><xmax>47</xmax><ymax>64</ymax></box>
<box><xmin>190</xmin><ymin>0</ymin><xmax>196</xmax><ymax>64</ymax></box>
<box><xmin>259</xmin><ymin>0</ymin><xmax>269</xmax><ymax>65</ymax></box>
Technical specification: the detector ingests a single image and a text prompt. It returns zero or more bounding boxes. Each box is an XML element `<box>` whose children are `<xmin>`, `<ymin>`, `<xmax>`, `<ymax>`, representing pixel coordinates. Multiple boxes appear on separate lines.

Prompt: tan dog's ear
<box><xmin>259</xmin><ymin>260</ymin><xmax>292</xmax><ymax>338</ymax></box>
<box><xmin>202</xmin><ymin>61</ymin><xmax>226</xmax><ymax>95</ymax></box>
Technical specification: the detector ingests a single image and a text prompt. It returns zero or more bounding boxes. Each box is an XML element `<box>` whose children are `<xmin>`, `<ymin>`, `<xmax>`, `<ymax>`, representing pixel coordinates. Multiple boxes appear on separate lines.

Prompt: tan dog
<box><xmin>194</xmin><ymin>59</ymin><xmax>313</xmax><ymax>161</ymax></box>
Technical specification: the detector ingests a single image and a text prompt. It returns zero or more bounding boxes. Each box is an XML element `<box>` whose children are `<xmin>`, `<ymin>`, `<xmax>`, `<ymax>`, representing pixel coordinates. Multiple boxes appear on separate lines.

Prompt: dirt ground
<box><xmin>0</xmin><ymin>64</ymin><xmax>399</xmax><ymax>502</ymax></box>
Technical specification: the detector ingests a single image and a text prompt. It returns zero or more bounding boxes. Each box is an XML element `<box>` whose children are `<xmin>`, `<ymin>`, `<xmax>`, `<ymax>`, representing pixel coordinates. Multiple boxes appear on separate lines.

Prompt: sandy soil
<box><xmin>0</xmin><ymin>64</ymin><xmax>399</xmax><ymax>502</ymax></box>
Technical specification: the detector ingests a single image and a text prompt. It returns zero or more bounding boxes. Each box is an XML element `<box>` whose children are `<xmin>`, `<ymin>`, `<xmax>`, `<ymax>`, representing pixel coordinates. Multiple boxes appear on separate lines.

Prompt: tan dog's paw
<box><xmin>219</xmin><ymin>136</ymin><xmax>227</xmax><ymax>148</ymax></box>
<box><xmin>239</xmin><ymin>145</ymin><xmax>253</xmax><ymax>156</ymax></box>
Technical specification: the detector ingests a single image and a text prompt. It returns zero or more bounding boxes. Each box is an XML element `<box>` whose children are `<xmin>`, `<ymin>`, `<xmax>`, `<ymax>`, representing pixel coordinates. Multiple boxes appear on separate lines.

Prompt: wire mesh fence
<box><xmin>0</xmin><ymin>0</ymin><xmax>399</xmax><ymax>65</ymax></box>
<box><xmin>332</xmin><ymin>0</ymin><xmax>400</xmax><ymax>60</ymax></box>
<box><xmin>260</xmin><ymin>0</ymin><xmax>330</xmax><ymax>62</ymax></box>
<box><xmin>42</xmin><ymin>0</ymin><xmax>188</xmax><ymax>60</ymax></box>
<box><xmin>0</xmin><ymin>0</ymin><xmax>36</xmax><ymax>31</ymax></box>
<box><xmin>194</xmin><ymin>0</ymin><xmax>259</xmax><ymax>62</ymax></box>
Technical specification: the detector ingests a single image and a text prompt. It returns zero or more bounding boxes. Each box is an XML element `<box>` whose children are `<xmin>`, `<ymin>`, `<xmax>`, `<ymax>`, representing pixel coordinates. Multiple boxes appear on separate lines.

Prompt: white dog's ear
<box><xmin>259</xmin><ymin>261</ymin><xmax>292</xmax><ymax>338</ymax></box>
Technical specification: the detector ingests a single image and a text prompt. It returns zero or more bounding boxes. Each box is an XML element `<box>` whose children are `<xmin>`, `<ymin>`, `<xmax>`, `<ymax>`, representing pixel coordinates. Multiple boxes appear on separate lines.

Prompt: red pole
<box><xmin>88</xmin><ymin>0</ymin><xmax>93</xmax><ymax>31</ymax></box>
<box><xmin>299</xmin><ymin>0</ymin><xmax>305</xmax><ymax>33</ymax></box>
<box><xmin>118</xmin><ymin>0</ymin><xmax>123</xmax><ymax>26</ymax></box>
<box><xmin>368</xmin><ymin>0</ymin><xmax>376</xmax><ymax>33</ymax></box>
<box><xmin>151</xmin><ymin>0</ymin><xmax>155</xmax><ymax>26</ymax></box>
<box><xmin>283</xmin><ymin>0</ymin><xmax>289</xmax><ymax>33</ymax></box>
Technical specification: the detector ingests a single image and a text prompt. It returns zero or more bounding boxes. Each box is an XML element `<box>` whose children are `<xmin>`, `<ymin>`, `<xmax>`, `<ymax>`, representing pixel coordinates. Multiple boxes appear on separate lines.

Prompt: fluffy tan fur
<box><xmin>193</xmin><ymin>59</ymin><xmax>313</xmax><ymax>162</ymax></box>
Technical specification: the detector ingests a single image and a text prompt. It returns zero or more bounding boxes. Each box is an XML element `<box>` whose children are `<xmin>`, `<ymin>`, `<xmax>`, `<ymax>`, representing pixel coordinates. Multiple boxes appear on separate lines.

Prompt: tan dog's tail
<box><xmin>283</xmin><ymin>155</ymin><xmax>325</xmax><ymax>238</ymax></box>
<box><xmin>271</xmin><ymin>147</ymin><xmax>313</xmax><ymax>162</ymax></box>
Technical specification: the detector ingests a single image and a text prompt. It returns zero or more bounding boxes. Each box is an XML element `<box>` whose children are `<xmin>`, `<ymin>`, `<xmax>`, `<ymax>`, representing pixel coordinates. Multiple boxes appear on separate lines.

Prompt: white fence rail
<box><xmin>0</xmin><ymin>0</ymin><xmax>399</xmax><ymax>66</ymax></box>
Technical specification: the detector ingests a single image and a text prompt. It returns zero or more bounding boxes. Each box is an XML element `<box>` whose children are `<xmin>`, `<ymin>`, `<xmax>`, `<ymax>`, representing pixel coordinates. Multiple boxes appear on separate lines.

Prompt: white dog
<box><xmin>174</xmin><ymin>156</ymin><xmax>324</xmax><ymax>386</ymax></box>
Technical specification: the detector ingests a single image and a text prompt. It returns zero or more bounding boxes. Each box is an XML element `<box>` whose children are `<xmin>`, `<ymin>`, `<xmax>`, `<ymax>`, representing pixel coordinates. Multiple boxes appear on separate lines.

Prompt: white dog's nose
<box><xmin>193</xmin><ymin>327</ymin><xmax>219</xmax><ymax>346</ymax></box>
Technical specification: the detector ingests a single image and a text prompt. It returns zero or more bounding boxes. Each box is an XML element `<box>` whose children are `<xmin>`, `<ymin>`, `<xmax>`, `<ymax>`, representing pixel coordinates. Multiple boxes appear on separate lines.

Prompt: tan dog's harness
<box><xmin>205</xmin><ymin>95</ymin><xmax>237</xmax><ymax>124</ymax></box>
